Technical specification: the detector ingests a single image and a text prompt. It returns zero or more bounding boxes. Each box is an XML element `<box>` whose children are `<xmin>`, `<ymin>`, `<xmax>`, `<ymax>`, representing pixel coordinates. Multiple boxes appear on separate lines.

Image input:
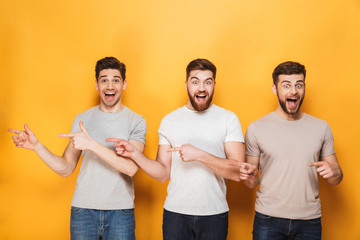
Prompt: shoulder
<box><xmin>73</xmin><ymin>106</ymin><xmax>98</xmax><ymax>122</ymax></box>
<box><xmin>161</xmin><ymin>106</ymin><xmax>186</xmax><ymax>121</ymax></box>
<box><xmin>303</xmin><ymin>113</ymin><xmax>330</xmax><ymax>130</ymax></box>
<box><xmin>123</xmin><ymin>106</ymin><xmax>145</xmax><ymax>121</ymax></box>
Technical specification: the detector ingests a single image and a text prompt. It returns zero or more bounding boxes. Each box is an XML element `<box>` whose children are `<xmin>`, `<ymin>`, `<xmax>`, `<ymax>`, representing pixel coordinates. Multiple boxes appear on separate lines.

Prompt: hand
<box><xmin>8</xmin><ymin>124</ymin><xmax>39</xmax><ymax>150</ymax></box>
<box><xmin>309</xmin><ymin>161</ymin><xmax>338</xmax><ymax>179</ymax></box>
<box><xmin>239</xmin><ymin>162</ymin><xmax>258</xmax><ymax>181</ymax></box>
<box><xmin>167</xmin><ymin>144</ymin><xmax>204</xmax><ymax>162</ymax></box>
<box><xmin>106</xmin><ymin>138</ymin><xmax>137</xmax><ymax>158</ymax></box>
<box><xmin>229</xmin><ymin>161</ymin><xmax>258</xmax><ymax>181</ymax></box>
<box><xmin>58</xmin><ymin>121</ymin><xmax>93</xmax><ymax>150</ymax></box>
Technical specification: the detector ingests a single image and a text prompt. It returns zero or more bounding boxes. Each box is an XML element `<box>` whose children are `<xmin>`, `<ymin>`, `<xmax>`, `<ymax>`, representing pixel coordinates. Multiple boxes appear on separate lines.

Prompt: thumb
<box><xmin>24</xmin><ymin>123</ymin><xmax>33</xmax><ymax>135</ymax></box>
<box><xmin>79</xmin><ymin>120</ymin><xmax>88</xmax><ymax>134</ymax></box>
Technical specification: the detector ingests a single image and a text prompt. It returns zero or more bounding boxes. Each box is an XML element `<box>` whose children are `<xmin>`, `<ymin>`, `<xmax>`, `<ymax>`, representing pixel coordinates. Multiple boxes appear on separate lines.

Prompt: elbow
<box><xmin>126</xmin><ymin>166</ymin><xmax>139</xmax><ymax>177</ymax></box>
<box><xmin>122</xmin><ymin>163</ymin><xmax>139</xmax><ymax>177</ymax></box>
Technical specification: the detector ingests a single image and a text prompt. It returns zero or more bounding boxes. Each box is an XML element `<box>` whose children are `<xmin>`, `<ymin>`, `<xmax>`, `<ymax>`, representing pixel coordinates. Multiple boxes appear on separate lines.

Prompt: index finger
<box><xmin>58</xmin><ymin>133</ymin><xmax>77</xmax><ymax>138</ymax></box>
<box><xmin>8</xmin><ymin>128</ymin><xmax>22</xmax><ymax>134</ymax></box>
<box><xmin>309</xmin><ymin>162</ymin><xmax>324</xmax><ymax>167</ymax></box>
<box><xmin>106</xmin><ymin>138</ymin><xmax>122</xmax><ymax>143</ymax></box>
<box><xmin>167</xmin><ymin>147</ymin><xmax>182</xmax><ymax>152</ymax></box>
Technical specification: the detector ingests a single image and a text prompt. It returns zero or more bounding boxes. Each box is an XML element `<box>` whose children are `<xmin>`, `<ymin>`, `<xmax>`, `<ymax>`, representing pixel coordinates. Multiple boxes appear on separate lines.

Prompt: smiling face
<box><xmin>96</xmin><ymin>69</ymin><xmax>126</xmax><ymax>112</ymax></box>
<box><xmin>186</xmin><ymin>69</ymin><xmax>215</xmax><ymax>112</ymax></box>
<box><xmin>273</xmin><ymin>73</ymin><xmax>305</xmax><ymax>119</ymax></box>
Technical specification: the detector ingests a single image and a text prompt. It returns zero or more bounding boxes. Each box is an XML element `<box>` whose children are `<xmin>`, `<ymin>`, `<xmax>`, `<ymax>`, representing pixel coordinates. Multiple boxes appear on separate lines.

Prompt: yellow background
<box><xmin>1</xmin><ymin>0</ymin><xmax>359</xmax><ymax>239</ymax></box>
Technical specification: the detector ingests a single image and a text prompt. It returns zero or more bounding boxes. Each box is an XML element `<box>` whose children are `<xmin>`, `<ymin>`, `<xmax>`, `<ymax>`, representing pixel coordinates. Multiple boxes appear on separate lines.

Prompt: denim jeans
<box><xmin>253</xmin><ymin>211</ymin><xmax>322</xmax><ymax>240</ymax></box>
<box><xmin>162</xmin><ymin>209</ymin><xmax>228</xmax><ymax>240</ymax></box>
<box><xmin>70</xmin><ymin>207</ymin><xmax>135</xmax><ymax>240</ymax></box>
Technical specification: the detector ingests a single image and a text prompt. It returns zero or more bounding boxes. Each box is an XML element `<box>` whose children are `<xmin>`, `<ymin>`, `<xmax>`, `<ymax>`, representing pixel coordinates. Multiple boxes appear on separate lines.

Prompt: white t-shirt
<box><xmin>70</xmin><ymin>106</ymin><xmax>147</xmax><ymax>210</ymax></box>
<box><xmin>158</xmin><ymin>105</ymin><xmax>244</xmax><ymax>215</ymax></box>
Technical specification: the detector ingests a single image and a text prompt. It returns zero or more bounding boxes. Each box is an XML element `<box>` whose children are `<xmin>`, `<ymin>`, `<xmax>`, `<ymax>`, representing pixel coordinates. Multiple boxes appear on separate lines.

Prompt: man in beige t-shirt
<box><xmin>240</xmin><ymin>61</ymin><xmax>343</xmax><ymax>240</ymax></box>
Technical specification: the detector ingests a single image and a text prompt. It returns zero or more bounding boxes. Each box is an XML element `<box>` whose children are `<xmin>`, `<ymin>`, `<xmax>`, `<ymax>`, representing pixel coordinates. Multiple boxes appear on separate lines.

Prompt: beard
<box><xmin>278</xmin><ymin>93</ymin><xmax>305</xmax><ymax>115</ymax></box>
<box><xmin>187</xmin><ymin>89</ymin><xmax>214</xmax><ymax>112</ymax></box>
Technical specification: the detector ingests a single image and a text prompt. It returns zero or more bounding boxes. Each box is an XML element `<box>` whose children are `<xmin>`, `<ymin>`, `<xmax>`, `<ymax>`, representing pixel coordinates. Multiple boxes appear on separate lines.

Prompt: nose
<box><xmin>106</xmin><ymin>80</ymin><xmax>114</xmax><ymax>89</ymax></box>
<box><xmin>289</xmin><ymin>86</ymin><xmax>297</xmax><ymax>94</ymax></box>
<box><xmin>199</xmin><ymin>82</ymin><xmax>205</xmax><ymax>91</ymax></box>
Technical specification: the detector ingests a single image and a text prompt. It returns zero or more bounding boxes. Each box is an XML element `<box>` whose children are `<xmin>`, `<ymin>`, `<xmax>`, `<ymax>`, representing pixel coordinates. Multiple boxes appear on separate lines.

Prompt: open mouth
<box><xmin>104</xmin><ymin>92</ymin><xmax>116</xmax><ymax>101</ymax></box>
<box><xmin>286</xmin><ymin>98</ymin><xmax>298</xmax><ymax>109</ymax></box>
<box><xmin>195</xmin><ymin>94</ymin><xmax>207</xmax><ymax>103</ymax></box>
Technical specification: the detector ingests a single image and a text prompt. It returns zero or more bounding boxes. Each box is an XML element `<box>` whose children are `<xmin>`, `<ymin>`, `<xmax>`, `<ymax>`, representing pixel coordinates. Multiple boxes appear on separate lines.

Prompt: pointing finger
<box><xmin>309</xmin><ymin>162</ymin><xmax>323</xmax><ymax>167</ymax></box>
<box><xmin>167</xmin><ymin>147</ymin><xmax>182</xmax><ymax>152</ymax></box>
<box><xmin>58</xmin><ymin>133</ymin><xmax>77</xmax><ymax>138</ymax></box>
<box><xmin>8</xmin><ymin>128</ymin><xmax>22</xmax><ymax>134</ymax></box>
<box><xmin>106</xmin><ymin>138</ymin><xmax>121</xmax><ymax>143</ymax></box>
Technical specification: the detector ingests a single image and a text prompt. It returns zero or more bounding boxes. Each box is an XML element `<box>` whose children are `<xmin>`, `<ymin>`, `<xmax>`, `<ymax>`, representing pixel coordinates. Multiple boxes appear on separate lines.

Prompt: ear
<box><xmin>272</xmin><ymin>84</ymin><xmax>277</xmax><ymax>95</ymax></box>
<box><xmin>95</xmin><ymin>80</ymin><xmax>98</xmax><ymax>90</ymax></box>
<box><xmin>123</xmin><ymin>80</ymin><xmax>127</xmax><ymax>90</ymax></box>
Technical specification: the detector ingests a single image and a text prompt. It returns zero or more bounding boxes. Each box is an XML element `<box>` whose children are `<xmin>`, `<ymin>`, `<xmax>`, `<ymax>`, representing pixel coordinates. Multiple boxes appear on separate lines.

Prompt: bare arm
<box><xmin>107</xmin><ymin>139</ymin><xmax>172</xmax><ymax>182</ymax></box>
<box><xmin>59</xmin><ymin>121</ymin><xmax>142</xmax><ymax>177</ymax></box>
<box><xmin>168</xmin><ymin>141</ymin><xmax>245</xmax><ymax>182</ymax></box>
<box><xmin>309</xmin><ymin>154</ymin><xmax>343</xmax><ymax>185</ymax></box>
<box><xmin>8</xmin><ymin>124</ymin><xmax>81</xmax><ymax>177</ymax></box>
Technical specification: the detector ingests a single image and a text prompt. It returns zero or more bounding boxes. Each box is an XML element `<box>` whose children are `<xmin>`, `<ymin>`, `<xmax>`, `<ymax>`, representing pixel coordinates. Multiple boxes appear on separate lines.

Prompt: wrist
<box><xmin>33</xmin><ymin>141</ymin><xmax>43</xmax><ymax>152</ymax></box>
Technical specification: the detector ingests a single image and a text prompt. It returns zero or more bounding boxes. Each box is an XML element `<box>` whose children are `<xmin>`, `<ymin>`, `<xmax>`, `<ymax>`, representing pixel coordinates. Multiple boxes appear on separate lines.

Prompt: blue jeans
<box><xmin>162</xmin><ymin>209</ymin><xmax>228</xmax><ymax>240</ymax></box>
<box><xmin>253</xmin><ymin>211</ymin><xmax>322</xmax><ymax>240</ymax></box>
<box><xmin>70</xmin><ymin>207</ymin><xmax>135</xmax><ymax>240</ymax></box>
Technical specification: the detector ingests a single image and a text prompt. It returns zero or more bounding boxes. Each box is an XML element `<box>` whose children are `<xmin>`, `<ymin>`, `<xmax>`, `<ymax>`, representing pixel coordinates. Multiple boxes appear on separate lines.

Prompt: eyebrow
<box><xmin>190</xmin><ymin>77</ymin><xmax>214</xmax><ymax>81</ymax></box>
<box><xmin>99</xmin><ymin>75</ymin><xmax>121</xmax><ymax>79</ymax></box>
<box><xmin>281</xmin><ymin>80</ymin><xmax>304</xmax><ymax>84</ymax></box>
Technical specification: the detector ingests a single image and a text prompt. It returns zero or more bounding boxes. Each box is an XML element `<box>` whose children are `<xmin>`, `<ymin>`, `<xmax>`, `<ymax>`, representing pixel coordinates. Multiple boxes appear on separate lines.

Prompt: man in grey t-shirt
<box><xmin>8</xmin><ymin>57</ymin><xmax>146</xmax><ymax>240</ymax></box>
<box><xmin>239</xmin><ymin>61</ymin><xmax>343</xmax><ymax>240</ymax></box>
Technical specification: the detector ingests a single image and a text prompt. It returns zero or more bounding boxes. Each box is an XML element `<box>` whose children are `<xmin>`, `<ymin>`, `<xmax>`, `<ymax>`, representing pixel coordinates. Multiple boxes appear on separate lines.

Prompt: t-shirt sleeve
<box><xmin>129</xmin><ymin>117</ymin><xmax>147</xmax><ymax>144</ymax></box>
<box><xmin>158</xmin><ymin>118</ymin><xmax>170</xmax><ymax>145</ymax></box>
<box><xmin>225</xmin><ymin>112</ymin><xmax>244</xmax><ymax>143</ymax></box>
<box><xmin>70</xmin><ymin>115</ymin><xmax>81</xmax><ymax>133</ymax></box>
<box><xmin>320</xmin><ymin>123</ymin><xmax>335</xmax><ymax>157</ymax></box>
<box><xmin>245</xmin><ymin>123</ymin><xmax>260</xmax><ymax>157</ymax></box>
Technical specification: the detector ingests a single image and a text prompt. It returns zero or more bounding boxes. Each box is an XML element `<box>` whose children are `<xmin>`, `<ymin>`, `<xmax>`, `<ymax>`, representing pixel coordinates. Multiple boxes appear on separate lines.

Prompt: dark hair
<box><xmin>272</xmin><ymin>61</ymin><xmax>306</xmax><ymax>85</ymax></box>
<box><xmin>95</xmin><ymin>57</ymin><xmax>126</xmax><ymax>81</ymax></box>
<box><xmin>186</xmin><ymin>58</ymin><xmax>217</xmax><ymax>80</ymax></box>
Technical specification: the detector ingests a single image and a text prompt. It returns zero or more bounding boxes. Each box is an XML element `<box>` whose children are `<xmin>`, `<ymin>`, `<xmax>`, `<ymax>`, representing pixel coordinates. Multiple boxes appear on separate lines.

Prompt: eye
<box><xmin>284</xmin><ymin>84</ymin><xmax>290</xmax><ymax>88</ymax></box>
<box><xmin>101</xmin><ymin>79</ymin><xmax>107</xmax><ymax>83</ymax></box>
<box><xmin>205</xmin><ymin>81</ymin><xmax>212</xmax><ymax>85</ymax></box>
<box><xmin>193</xmin><ymin>81</ymin><xmax>199</xmax><ymax>85</ymax></box>
<box><xmin>114</xmin><ymin>79</ymin><xmax>120</xmax><ymax>83</ymax></box>
<box><xmin>296</xmin><ymin>84</ymin><xmax>302</xmax><ymax>88</ymax></box>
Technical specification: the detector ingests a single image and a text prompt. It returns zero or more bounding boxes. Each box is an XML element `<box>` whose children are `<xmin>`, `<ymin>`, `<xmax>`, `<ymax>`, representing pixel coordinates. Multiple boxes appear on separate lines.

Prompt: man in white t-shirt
<box><xmin>239</xmin><ymin>61</ymin><xmax>343</xmax><ymax>240</ymax></box>
<box><xmin>108</xmin><ymin>58</ymin><xmax>245</xmax><ymax>240</ymax></box>
<box><xmin>8</xmin><ymin>57</ymin><xmax>146</xmax><ymax>240</ymax></box>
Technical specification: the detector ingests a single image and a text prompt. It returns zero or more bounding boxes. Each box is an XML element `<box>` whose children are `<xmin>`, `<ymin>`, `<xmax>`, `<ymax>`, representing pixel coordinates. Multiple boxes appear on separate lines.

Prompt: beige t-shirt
<box><xmin>246</xmin><ymin>112</ymin><xmax>335</xmax><ymax>219</ymax></box>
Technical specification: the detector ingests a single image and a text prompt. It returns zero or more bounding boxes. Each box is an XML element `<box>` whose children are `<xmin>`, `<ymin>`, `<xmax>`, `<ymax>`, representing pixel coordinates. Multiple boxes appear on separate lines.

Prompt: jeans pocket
<box><xmin>71</xmin><ymin>206</ymin><xmax>83</xmax><ymax>214</ymax></box>
<box><xmin>307</xmin><ymin>217</ymin><xmax>321</xmax><ymax>224</ymax></box>
<box><xmin>119</xmin><ymin>209</ymin><xmax>134</xmax><ymax>215</ymax></box>
<box><xmin>255</xmin><ymin>211</ymin><xmax>272</xmax><ymax>219</ymax></box>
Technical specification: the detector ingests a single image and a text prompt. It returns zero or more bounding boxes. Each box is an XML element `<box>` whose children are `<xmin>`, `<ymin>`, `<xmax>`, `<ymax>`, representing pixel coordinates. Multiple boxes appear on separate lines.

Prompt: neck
<box><xmin>99</xmin><ymin>102</ymin><xmax>124</xmax><ymax>113</ymax></box>
<box><xmin>274</xmin><ymin>105</ymin><xmax>303</xmax><ymax>121</ymax></box>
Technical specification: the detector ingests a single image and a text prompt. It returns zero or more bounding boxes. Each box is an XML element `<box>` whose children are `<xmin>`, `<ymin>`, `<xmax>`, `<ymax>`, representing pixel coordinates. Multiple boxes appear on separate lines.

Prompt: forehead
<box><xmin>278</xmin><ymin>74</ymin><xmax>304</xmax><ymax>83</ymax></box>
<box><xmin>188</xmin><ymin>70</ymin><xmax>214</xmax><ymax>80</ymax></box>
<box><xmin>98</xmin><ymin>69</ymin><xmax>121</xmax><ymax>78</ymax></box>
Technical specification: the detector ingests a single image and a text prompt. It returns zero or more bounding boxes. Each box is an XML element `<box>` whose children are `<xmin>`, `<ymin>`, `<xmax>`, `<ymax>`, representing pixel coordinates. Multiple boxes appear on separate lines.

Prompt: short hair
<box><xmin>95</xmin><ymin>57</ymin><xmax>126</xmax><ymax>81</ymax></box>
<box><xmin>186</xmin><ymin>58</ymin><xmax>217</xmax><ymax>80</ymax></box>
<box><xmin>272</xmin><ymin>61</ymin><xmax>306</xmax><ymax>85</ymax></box>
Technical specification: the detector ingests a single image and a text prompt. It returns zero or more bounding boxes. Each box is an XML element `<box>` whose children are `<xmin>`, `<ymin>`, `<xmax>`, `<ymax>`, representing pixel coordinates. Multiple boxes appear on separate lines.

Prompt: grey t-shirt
<box><xmin>70</xmin><ymin>106</ymin><xmax>146</xmax><ymax>210</ymax></box>
<box><xmin>246</xmin><ymin>112</ymin><xmax>335</xmax><ymax>219</ymax></box>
